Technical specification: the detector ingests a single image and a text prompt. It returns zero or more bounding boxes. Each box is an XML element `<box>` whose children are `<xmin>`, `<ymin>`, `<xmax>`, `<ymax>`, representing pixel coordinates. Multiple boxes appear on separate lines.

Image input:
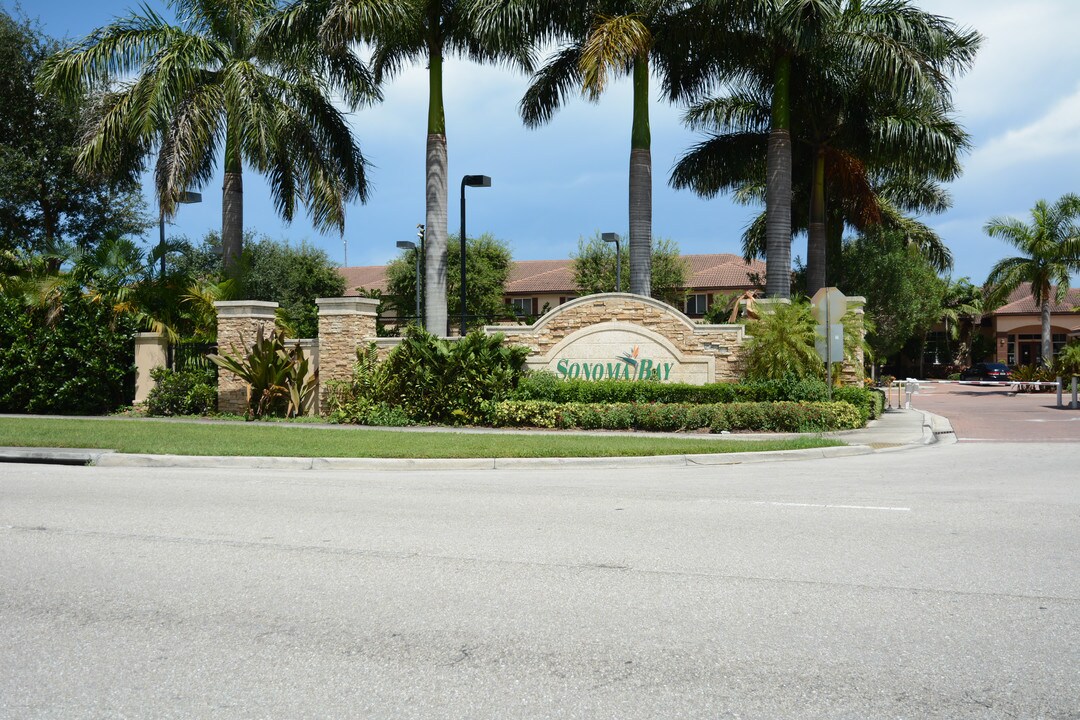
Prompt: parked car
<box><xmin>959</xmin><ymin>362</ymin><xmax>1012</xmax><ymax>382</ymax></box>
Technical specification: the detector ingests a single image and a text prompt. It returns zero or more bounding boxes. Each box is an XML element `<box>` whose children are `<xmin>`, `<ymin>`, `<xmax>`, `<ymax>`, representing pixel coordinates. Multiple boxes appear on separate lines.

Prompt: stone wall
<box><xmin>213</xmin><ymin>301</ymin><xmax>279</xmax><ymax>414</ymax></box>
<box><xmin>316</xmin><ymin>297</ymin><xmax>378</xmax><ymax>406</ymax></box>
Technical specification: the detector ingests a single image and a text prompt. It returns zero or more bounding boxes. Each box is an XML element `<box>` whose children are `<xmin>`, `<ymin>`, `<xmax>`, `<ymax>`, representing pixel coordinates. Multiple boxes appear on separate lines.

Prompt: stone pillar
<box><xmin>133</xmin><ymin>332</ymin><xmax>168</xmax><ymax>404</ymax></box>
<box><xmin>214</xmin><ymin>300</ymin><xmax>279</xmax><ymax>414</ymax></box>
<box><xmin>316</xmin><ymin>297</ymin><xmax>378</xmax><ymax>407</ymax></box>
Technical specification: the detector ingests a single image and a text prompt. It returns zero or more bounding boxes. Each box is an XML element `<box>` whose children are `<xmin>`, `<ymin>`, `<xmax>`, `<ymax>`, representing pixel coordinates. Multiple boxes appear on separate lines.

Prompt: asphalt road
<box><xmin>2</xmin><ymin>443</ymin><xmax>1078</xmax><ymax>719</ymax></box>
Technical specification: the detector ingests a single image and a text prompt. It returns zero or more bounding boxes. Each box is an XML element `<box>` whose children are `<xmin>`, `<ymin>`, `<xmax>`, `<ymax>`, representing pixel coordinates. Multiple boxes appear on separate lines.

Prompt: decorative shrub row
<box><xmin>513</xmin><ymin>373</ymin><xmax>883</xmax><ymax>418</ymax></box>
<box><xmin>491</xmin><ymin>400</ymin><xmax>865</xmax><ymax>433</ymax></box>
<box><xmin>512</xmin><ymin>372</ymin><xmax>838</xmax><ymax>404</ymax></box>
<box><xmin>832</xmin><ymin>386</ymin><xmax>885</xmax><ymax>424</ymax></box>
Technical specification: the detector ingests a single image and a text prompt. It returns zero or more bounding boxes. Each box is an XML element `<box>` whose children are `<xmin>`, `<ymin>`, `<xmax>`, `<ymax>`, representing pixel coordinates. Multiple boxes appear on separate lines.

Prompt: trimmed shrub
<box><xmin>144</xmin><ymin>367</ymin><xmax>217</xmax><ymax>416</ymax></box>
<box><xmin>491</xmin><ymin>400</ymin><xmax>864</xmax><ymax>433</ymax></box>
<box><xmin>831</xmin><ymin>386</ymin><xmax>884</xmax><ymax>425</ymax></box>
<box><xmin>511</xmin><ymin>372</ymin><xmax>831</xmax><ymax>405</ymax></box>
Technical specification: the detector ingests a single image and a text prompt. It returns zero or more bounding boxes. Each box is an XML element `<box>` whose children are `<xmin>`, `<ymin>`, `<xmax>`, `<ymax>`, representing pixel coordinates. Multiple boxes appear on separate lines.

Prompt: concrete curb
<box><xmin>0</xmin><ymin>447</ymin><xmax>114</xmax><ymax>466</ymax></box>
<box><xmin>86</xmin><ymin>444</ymin><xmax>875</xmax><ymax>471</ymax></box>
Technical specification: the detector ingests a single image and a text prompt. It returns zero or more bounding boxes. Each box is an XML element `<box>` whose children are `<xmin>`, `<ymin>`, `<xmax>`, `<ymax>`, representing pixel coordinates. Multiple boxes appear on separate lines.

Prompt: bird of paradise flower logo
<box><xmin>618</xmin><ymin>345</ymin><xmax>641</xmax><ymax>368</ymax></box>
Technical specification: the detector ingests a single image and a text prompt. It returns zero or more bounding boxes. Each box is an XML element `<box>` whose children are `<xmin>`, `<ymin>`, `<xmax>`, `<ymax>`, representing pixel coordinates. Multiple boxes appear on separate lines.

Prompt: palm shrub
<box><xmin>740</xmin><ymin>300</ymin><xmax>824</xmax><ymax>381</ymax></box>
<box><xmin>1055</xmin><ymin>341</ymin><xmax>1080</xmax><ymax>378</ymax></box>
<box><xmin>208</xmin><ymin>327</ymin><xmax>318</xmax><ymax>418</ymax></box>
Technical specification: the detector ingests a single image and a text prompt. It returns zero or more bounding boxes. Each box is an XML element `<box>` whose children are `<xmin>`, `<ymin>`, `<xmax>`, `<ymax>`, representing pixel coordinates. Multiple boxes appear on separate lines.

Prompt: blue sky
<box><xmin>11</xmin><ymin>0</ymin><xmax>1080</xmax><ymax>284</ymax></box>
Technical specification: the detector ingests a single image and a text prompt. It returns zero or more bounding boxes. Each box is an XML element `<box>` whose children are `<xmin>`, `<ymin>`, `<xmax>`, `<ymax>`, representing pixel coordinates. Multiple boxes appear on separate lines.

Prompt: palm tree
<box><xmin>673</xmin><ymin>0</ymin><xmax>979</xmax><ymax>298</ymax></box>
<box><xmin>939</xmin><ymin>277</ymin><xmax>982</xmax><ymax>367</ymax></box>
<box><xmin>309</xmin><ymin>0</ymin><xmax>531</xmax><ymax>335</ymax></box>
<box><xmin>672</xmin><ymin>81</ymin><xmax>965</xmax><ymax>293</ymax></box>
<box><xmin>513</xmin><ymin>0</ymin><xmax>709</xmax><ymax>298</ymax></box>
<box><xmin>984</xmin><ymin>194</ymin><xmax>1080</xmax><ymax>367</ymax></box>
<box><xmin>38</xmin><ymin>0</ymin><xmax>379</xmax><ymax>272</ymax></box>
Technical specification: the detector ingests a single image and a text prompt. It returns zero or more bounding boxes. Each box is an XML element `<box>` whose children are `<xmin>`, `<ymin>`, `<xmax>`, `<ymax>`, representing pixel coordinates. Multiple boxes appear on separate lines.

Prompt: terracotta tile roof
<box><xmin>993</xmin><ymin>283</ymin><xmax>1080</xmax><ymax>315</ymax></box>
<box><xmin>340</xmin><ymin>253</ymin><xmax>765</xmax><ymax>297</ymax></box>
<box><xmin>340</xmin><ymin>265</ymin><xmax>390</xmax><ymax>294</ymax></box>
<box><xmin>685</xmin><ymin>254</ymin><xmax>766</xmax><ymax>289</ymax></box>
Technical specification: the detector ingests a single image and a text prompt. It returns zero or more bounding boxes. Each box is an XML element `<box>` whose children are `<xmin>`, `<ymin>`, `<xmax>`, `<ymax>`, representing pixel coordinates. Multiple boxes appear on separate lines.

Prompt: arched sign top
<box><xmin>487</xmin><ymin>292</ymin><xmax>711</xmax><ymax>335</ymax></box>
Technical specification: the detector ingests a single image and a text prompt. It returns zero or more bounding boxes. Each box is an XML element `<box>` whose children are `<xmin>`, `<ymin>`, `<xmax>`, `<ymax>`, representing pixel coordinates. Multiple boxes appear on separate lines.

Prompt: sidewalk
<box><xmin>0</xmin><ymin>407</ymin><xmax>950</xmax><ymax>470</ymax></box>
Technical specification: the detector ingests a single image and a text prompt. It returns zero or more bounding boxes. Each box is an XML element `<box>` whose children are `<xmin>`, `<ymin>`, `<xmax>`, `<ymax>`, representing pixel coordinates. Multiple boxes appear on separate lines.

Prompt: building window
<box><xmin>509</xmin><ymin>297</ymin><xmax>537</xmax><ymax>317</ymax></box>
<box><xmin>1007</xmin><ymin>334</ymin><xmax>1015</xmax><ymax>365</ymax></box>
<box><xmin>685</xmin><ymin>293</ymin><xmax>709</xmax><ymax>316</ymax></box>
<box><xmin>558</xmin><ymin>296</ymin><xmax>576</xmax><ymax>305</ymax></box>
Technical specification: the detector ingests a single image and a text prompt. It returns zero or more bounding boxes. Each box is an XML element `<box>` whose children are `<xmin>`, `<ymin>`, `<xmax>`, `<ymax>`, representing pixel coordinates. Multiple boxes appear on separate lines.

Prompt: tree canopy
<box><xmin>0</xmin><ymin>10</ymin><xmax>149</xmax><ymax>257</ymax></box>
<box><xmin>385</xmin><ymin>232</ymin><xmax>513</xmax><ymax>331</ymax></box>
<box><xmin>572</xmin><ymin>233</ymin><xmax>687</xmax><ymax>308</ymax></box>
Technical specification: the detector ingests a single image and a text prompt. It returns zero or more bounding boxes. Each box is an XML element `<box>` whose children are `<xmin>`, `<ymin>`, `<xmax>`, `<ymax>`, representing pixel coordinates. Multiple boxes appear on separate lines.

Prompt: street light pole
<box><xmin>460</xmin><ymin>174</ymin><xmax>491</xmax><ymax>336</ymax></box>
<box><xmin>159</xmin><ymin>191</ymin><xmax>202</xmax><ymax>277</ymax></box>
<box><xmin>396</xmin><ymin>240</ymin><xmax>421</xmax><ymax>326</ymax></box>
<box><xmin>603</xmin><ymin>232</ymin><xmax>621</xmax><ymax>292</ymax></box>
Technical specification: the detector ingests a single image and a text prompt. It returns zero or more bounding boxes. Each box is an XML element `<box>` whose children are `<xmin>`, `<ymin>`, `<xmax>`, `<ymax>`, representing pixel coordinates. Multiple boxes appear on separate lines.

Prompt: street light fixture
<box><xmin>602</xmin><ymin>232</ymin><xmax>621</xmax><ymax>292</ymax></box>
<box><xmin>159</xmin><ymin>190</ymin><xmax>202</xmax><ymax>277</ymax></box>
<box><xmin>396</xmin><ymin>240</ymin><xmax>421</xmax><ymax>327</ymax></box>
<box><xmin>460</xmin><ymin>174</ymin><xmax>491</xmax><ymax>335</ymax></box>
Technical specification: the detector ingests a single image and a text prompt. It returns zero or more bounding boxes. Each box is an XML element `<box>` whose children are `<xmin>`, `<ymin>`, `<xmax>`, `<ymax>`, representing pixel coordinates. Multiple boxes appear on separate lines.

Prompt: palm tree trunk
<box><xmin>221</xmin><ymin>120</ymin><xmax>243</xmax><ymax>273</ymax></box>
<box><xmin>765</xmin><ymin>55</ymin><xmax>792</xmax><ymax>299</ymax></box>
<box><xmin>806</xmin><ymin>146</ymin><xmax>827</xmax><ymax>296</ymax></box>
<box><xmin>826</xmin><ymin>210</ymin><xmax>843</xmax><ymax>290</ymax></box>
<box><xmin>628</xmin><ymin>54</ymin><xmax>652</xmax><ymax>297</ymax></box>
<box><xmin>424</xmin><ymin>32</ymin><xmax>449</xmax><ymax>336</ymax></box>
<box><xmin>1041</xmin><ymin>299</ymin><xmax>1053</xmax><ymax>366</ymax></box>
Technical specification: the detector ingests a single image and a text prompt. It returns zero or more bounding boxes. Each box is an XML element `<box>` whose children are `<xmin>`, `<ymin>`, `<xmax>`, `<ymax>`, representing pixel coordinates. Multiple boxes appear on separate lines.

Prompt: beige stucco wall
<box><xmin>133</xmin><ymin>332</ymin><xmax>168</xmax><ymax>404</ymax></box>
<box><xmin>994</xmin><ymin>314</ymin><xmax>1080</xmax><ymax>335</ymax></box>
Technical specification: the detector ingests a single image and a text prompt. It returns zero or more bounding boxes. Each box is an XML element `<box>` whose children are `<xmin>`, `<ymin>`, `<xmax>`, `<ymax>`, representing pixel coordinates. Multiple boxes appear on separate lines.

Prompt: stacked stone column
<box><xmin>213</xmin><ymin>300</ymin><xmax>278</xmax><ymax>414</ymax></box>
<box><xmin>316</xmin><ymin>297</ymin><xmax>378</xmax><ymax>407</ymax></box>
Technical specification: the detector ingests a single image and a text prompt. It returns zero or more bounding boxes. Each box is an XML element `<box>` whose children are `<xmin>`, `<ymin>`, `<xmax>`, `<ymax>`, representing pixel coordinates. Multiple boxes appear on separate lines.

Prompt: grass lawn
<box><xmin>0</xmin><ymin>417</ymin><xmax>843</xmax><ymax>459</ymax></box>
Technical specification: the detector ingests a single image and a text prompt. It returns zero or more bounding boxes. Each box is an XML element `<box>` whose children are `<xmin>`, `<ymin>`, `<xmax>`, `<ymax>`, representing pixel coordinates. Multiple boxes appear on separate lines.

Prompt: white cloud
<box><xmin>966</xmin><ymin>83</ymin><xmax>1080</xmax><ymax>172</ymax></box>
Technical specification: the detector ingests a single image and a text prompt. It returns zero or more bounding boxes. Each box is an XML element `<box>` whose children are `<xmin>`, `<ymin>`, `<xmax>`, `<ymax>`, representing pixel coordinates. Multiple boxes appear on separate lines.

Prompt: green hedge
<box><xmin>512</xmin><ymin>372</ymin><xmax>835</xmax><ymax>404</ymax></box>
<box><xmin>0</xmin><ymin>291</ymin><xmax>134</xmax><ymax>414</ymax></box>
<box><xmin>491</xmin><ymin>400</ymin><xmax>864</xmax><ymax>433</ymax></box>
<box><xmin>832</xmin><ymin>386</ymin><xmax>885</xmax><ymax>424</ymax></box>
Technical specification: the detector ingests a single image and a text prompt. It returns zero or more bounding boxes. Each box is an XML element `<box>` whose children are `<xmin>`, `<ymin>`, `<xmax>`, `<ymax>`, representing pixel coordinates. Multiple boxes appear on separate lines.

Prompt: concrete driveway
<box><xmin>911</xmin><ymin>382</ymin><xmax>1079</xmax><ymax>442</ymax></box>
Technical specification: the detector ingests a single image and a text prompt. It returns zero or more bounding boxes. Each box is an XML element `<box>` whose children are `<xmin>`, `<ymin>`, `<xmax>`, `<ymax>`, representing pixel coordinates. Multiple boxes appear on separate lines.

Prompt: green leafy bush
<box><xmin>491</xmin><ymin>400</ymin><xmax>864</xmax><ymax>433</ymax></box>
<box><xmin>327</xmin><ymin>327</ymin><xmax>529</xmax><ymax>425</ymax></box>
<box><xmin>0</xmin><ymin>290</ymin><xmax>134</xmax><ymax>414</ymax></box>
<box><xmin>145</xmin><ymin>366</ymin><xmax>217</xmax><ymax>416</ymax></box>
